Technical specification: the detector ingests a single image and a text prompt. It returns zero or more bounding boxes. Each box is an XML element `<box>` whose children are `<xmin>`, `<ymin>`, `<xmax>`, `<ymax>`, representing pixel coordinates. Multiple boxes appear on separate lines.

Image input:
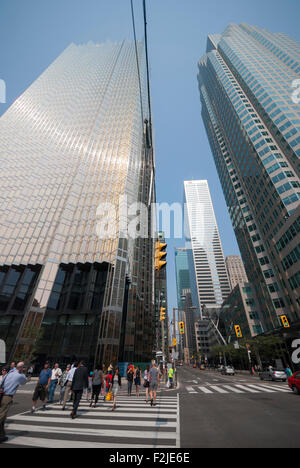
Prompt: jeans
<box><xmin>169</xmin><ymin>377</ymin><xmax>173</xmax><ymax>388</ymax></box>
<box><xmin>128</xmin><ymin>381</ymin><xmax>133</xmax><ymax>395</ymax></box>
<box><xmin>48</xmin><ymin>380</ymin><xmax>58</xmax><ymax>402</ymax></box>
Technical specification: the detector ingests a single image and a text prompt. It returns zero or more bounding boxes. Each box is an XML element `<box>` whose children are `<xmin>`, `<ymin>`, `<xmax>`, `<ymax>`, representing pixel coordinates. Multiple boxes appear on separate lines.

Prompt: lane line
<box><xmin>4</xmin><ymin>436</ymin><xmax>170</xmax><ymax>449</ymax></box>
<box><xmin>208</xmin><ymin>386</ymin><xmax>229</xmax><ymax>394</ymax></box>
<box><xmin>198</xmin><ymin>386</ymin><xmax>213</xmax><ymax>394</ymax></box>
<box><xmin>7</xmin><ymin>415</ymin><xmax>177</xmax><ymax>428</ymax></box>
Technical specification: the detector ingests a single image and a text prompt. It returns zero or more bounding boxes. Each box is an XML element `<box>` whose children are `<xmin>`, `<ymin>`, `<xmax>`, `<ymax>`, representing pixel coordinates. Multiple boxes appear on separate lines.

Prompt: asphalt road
<box><xmin>178</xmin><ymin>365</ymin><xmax>300</xmax><ymax>448</ymax></box>
<box><xmin>2</xmin><ymin>367</ymin><xmax>300</xmax><ymax>448</ymax></box>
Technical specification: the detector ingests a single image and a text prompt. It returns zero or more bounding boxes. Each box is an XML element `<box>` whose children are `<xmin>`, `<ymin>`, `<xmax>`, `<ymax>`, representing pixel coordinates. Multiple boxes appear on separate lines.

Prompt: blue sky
<box><xmin>0</xmin><ymin>0</ymin><xmax>299</xmax><ymax>312</ymax></box>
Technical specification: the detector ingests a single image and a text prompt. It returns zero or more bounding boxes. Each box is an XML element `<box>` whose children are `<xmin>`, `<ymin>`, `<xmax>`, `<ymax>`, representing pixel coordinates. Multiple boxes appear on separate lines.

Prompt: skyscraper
<box><xmin>198</xmin><ymin>24</ymin><xmax>300</xmax><ymax>332</ymax></box>
<box><xmin>225</xmin><ymin>255</ymin><xmax>248</xmax><ymax>290</ymax></box>
<box><xmin>0</xmin><ymin>40</ymin><xmax>155</xmax><ymax>366</ymax></box>
<box><xmin>184</xmin><ymin>180</ymin><xmax>231</xmax><ymax>316</ymax></box>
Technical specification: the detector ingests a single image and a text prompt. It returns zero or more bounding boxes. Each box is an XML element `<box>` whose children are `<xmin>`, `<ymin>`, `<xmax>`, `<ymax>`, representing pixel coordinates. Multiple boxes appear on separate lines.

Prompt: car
<box><xmin>221</xmin><ymin>366</ymin><xmax>235</xmax><ymax>376</ymax></box>
<box><xmin>259</xmin><ymin>368</ymin><xmax>287</xmax><ymax>382</ymax></box>
<box><xmin>288</xmin><ymin>372</ymin><xmax>300</xmax><ymax>395</ymax></box>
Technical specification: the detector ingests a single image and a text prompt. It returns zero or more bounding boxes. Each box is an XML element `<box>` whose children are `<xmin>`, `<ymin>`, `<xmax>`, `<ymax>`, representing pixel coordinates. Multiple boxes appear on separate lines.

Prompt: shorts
<box><xmin>33</xmin><ymin>384</ymin><xmax>47</xmax><ymax>401</ymax></box>
<box><xmin>150</xmin><ymin>383</ymin><xmax>158</xmax><ymax>391</ymax></box>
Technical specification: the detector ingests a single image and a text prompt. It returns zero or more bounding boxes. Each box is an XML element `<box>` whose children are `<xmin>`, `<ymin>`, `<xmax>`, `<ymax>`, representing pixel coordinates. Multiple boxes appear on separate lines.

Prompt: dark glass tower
<box><xmin>198</xmin><ymin>24</ymin><xmax>300</xmax><ymax>332</ymax></box>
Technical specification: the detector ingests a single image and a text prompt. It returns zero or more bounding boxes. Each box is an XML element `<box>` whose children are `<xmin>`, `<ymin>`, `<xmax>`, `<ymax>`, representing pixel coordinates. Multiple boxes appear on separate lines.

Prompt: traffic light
<box><xmin>155</xmin><ymin>241</ymin><xmax>167</xmax><ymax>271</ymax></box>
<box><xmin>234</xmin><ymin>325</ymin><xmax>242</xmax><ymax>338</ymax></box>
<box><xmin>280</xmin><ymin>315</ymin><xmax>290</xmax><ymax>328</ymax></box>
<box><xmin>179</xmin><ymin>321</ymin><xmax>185</xmax><ymax>334</ymax></box>
<box><xmin>173</xmin><ymin>338</ymin><xmax>177</xmax><ymax>347</ymax></box>
<box><xmin>160</xmin><ymin>307</ymin><xmax>166</xmax><ymax>321</ymax></box>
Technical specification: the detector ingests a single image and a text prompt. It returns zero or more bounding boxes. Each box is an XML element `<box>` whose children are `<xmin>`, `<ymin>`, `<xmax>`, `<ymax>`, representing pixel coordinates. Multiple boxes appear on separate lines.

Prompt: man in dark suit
<box><xmin>70</xmin><ymin>361</ymin><xmax>88</xmax><ymax>419</ymax></box>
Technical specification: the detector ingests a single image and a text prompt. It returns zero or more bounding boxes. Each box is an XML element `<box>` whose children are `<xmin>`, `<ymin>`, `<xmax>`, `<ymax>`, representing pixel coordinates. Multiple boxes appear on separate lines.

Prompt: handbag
<box><xmin>106</xmin><ymin>391</ymin><xmax>112</xmax><ymax>402</ymax></box>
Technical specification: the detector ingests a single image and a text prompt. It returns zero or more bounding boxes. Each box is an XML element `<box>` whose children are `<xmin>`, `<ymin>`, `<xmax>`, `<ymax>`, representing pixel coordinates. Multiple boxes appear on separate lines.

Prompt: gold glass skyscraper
<box><xmin>0</xmin><ymin>40</ymin><xmax>155</xmax><ymax>366</ymax></box>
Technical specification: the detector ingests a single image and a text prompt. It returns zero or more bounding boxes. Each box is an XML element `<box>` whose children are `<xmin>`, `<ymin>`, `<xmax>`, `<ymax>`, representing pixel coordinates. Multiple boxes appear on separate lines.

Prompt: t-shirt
<box><xmin>168</xmin><ymin>368</ymin><xmax>174</xmax><ymax>378</ymax></box>
<box><xmin>39</xmin><ymin>369</ymin><xmax>51</xmax><ymax>386</ymax></box>
<box><xmin>93</xmin><ymin>370</ymin><xmax>103</xmax><ymax>386</ymax></box>
<box><xmin>149</xmin><ymin>367</ymin><xmax>160</xmax><ymax>384</ymax></box>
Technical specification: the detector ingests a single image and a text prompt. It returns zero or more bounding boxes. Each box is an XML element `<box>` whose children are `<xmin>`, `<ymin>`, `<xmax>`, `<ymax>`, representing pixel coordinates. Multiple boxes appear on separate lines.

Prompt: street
<box><xmin>178</xmin><ymin>366</ymin><xmax>300</xmax><ymax>448</ymax></box>
<box><xmin>1</xmin><ymin>366</ymin><xmax>300</xmax><ymax>448</ymax></box>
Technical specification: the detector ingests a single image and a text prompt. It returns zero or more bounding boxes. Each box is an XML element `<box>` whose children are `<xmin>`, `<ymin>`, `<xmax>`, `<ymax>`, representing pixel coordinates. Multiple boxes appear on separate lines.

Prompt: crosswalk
<box><xmin>4</xmin><ymin>395</ymin><xmax>180</xmax><ymax>448</ymax></box>
<box><xmin>185</xmin><ymin>383</ymin><xmax>291</xmax><ymax>395</ymax></box>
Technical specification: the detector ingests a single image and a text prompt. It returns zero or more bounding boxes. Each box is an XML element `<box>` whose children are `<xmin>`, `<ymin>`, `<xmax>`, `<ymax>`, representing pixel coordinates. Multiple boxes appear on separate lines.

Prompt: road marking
<box><xmin>245</xmin><ymin>384</ymin><xmax>276</xmax><ymax>393</ymax></box>
<box><xmin>222</xmin><ymin>385</ymin><xmax>245</xmax><ymax>394</ymax></box>
<box><xmin>186</xmin><ymin>386</ymin><xmax>197</xmax><ymax>394</ymax></box>
<box><xmin>234</xmin><ymin>385</ymin><xmax>260</xmax><ymax>393</ymax></box>
<box><xmin>208</xmin><ymin>386</ymin><xmax>229</xmax><ymax>394</ymax></box>
<box><xmin>36</xmin><ymin>409</ymin><xmax>177</xmax><ymax>418</ymax></box>
<box><xmin>258</xmin><ymin>384</ymin><xmax>290</xmax><ymax>393</ymax></box>
<box><xmin>176</xmin><ymin>393</ymin><xmax>180</xmax><ymax>448</ymax></box>
<box><xmin>4</xmin><ymin>436</ymin><xmax>168</xmax><ymax>449</ymax></box>
<box><xmin>8</xmin><ymin>415</ymin><xmax>177</xmax><ymax>428</ymax></box>
<box><xmin>198</xmin><ymin>386</ymin><xmax>213</xmax><ymax>394</ymax></box>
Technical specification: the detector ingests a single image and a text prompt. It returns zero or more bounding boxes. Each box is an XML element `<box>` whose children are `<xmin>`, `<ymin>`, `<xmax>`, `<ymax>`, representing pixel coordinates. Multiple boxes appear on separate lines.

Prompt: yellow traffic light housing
<box><xmin>173</xmin><ymin>338</ymin><xmax>177</xmax><ymax>347</ymax></box>
<box><xmin>155</xmin><ymin>241</ymin><xmax>167</xmax><ymax>271</ymax></box>
<box><xmin>234</xmin><ymin>325</ymin><xmax>242</xmax><ymax>338</ymax></box>
<box><xmin>179</xmin><ymin>321</ymin><xmax>185</xmax><ymax>334</ymax></box>
<box><xmin>160</xmin><ymin>307</ymin><xmax>166</xmax><ymax>321</ymax></box>
<box><xmin>280</xmin><ymin>315</ymin><xmax>290</xmax><ymax>328</ymax></box>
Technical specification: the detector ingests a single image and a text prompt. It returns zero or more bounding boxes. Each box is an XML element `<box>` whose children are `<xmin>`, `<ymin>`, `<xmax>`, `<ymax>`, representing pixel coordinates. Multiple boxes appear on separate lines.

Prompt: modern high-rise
<box><xmin>0</xmin><ymin>40</ymin><xmax>155</xmax><ymax>366</ymax></box>
<box><xmin>184</xmin><ymin>180</ymin><xmax>231</xmax><ymax>315</ymax></box>
<box><xmin>225</xmin><ymin>255</ymin><xmax>248</xmax><ymax>290</ymax></box>
<box><xmin>198</xmin><ymin>24</ymin><xmax>300</xmax><ymax>332</ymax></box>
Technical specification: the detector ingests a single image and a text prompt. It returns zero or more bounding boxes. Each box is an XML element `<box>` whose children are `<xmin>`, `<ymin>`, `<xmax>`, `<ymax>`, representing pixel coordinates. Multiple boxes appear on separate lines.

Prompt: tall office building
<box><xmin>184</xmin><ymin>180</ymin><xmax>231</xmax><ymax>315</ymax></box>
<box><xmin>225</xmin><ymin>255</ymin><xmax>248</xmax><ymax>290</ymax></box>
<box><xmin>0</xmin><ymin>40</ymin><xmax>155</xmax><ymax>366</ymax></box>
<box><xmin>175</xmin><ymin>248</ymin><xmax>197</xmax><ymax>356</ymax></box>
<box><xmin>198</xmin><ymin>24</ymin><xmax>300</xmax><ymax>332</ymax></box>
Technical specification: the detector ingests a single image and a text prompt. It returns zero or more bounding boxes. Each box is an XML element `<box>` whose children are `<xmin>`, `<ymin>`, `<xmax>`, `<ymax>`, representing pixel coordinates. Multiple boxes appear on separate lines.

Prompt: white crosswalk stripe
<box><xmin>4</xmin><ymin>396</ymin><xmax>179</xmax><ymax>448</ymax></box>
<box><xmin>185</xmin><ymin>383</ymin><xmax>290</xmax><ymax>395</ymax></box>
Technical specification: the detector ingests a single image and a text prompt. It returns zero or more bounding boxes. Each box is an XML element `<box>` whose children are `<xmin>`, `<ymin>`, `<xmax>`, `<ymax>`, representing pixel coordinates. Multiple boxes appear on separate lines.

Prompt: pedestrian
<box><xmin>90</xmin><ymin>364</ymin><xmax>104</xmax><ymax>408</ymax></box>
<box><xmin>134</xmin><ymin>366</ymin><xmax>141</xmax><ymax>397</ymax></box>
<box><xmin>47</xmin><ymin>363</ymin><xmax>62</xmax><ymax>403</ymax></box>
<box><xmin>62</xmin><ymin>362</ymin><xmax>78</xmax><ymax>410</ymax></box>
<box><xmin>9</xmin><ymin>362</ymin><xmax>16</xmax><ymax>371</ymax></box>
<box><xmin>285</xmin><ymin>366</ymin><xmax>293</xmax><ymax>378</ymax></box>
<box><xmin>70</xmin><ymin>361</ymin><xmax>88</xmax><ymax>419</ymax></box>
<box><xmin>58</xmin><ymin>364</ymin><xmax>71</xmax><ymax>404</ymax></box>
<box><xmin>111</xmin><ymin>366</ymin><xmax>122</xmax><ymax>411</ymax></box>
<box><xmin>149</xmin><ymin>361</ymin><xmax>161</xmax><ymax>407</ymax></box>
<box><xmin>0</xmin><ymin>362</ymin><xmax>27</xmax><ymax>443</ymax></box>
<box><xmin>0</xmin><ymin>366</ymin><xmax>9</xmax><ymax>385</ymax></box>
<box><xmin>31</xmin><ymin>361</ymin><xmax>51</xmax><ymax>413</ymax></box>
<box><xmin>86</xmin><ymin>372</ymin><xmax>93</xmax><ymax>401</ymax></box>
<box><xmin>168</xmin><ymin>366</ymin><xmax>174</xmax><ymax>389</ymax></box>
<box><xmin>26</xmin><ymin>364</ymin><xmax>34</xmax><ymax>381</ymax></box>
<box><xmin>143</xmin><ymin>365</ymin><xmax>150</xmax><ymax>403</ymax></box>
<box><xmin>127</xmin><ymin>366</ymin><xmax>134</xmax><ymax>396</ymax></box>
<box><xmin>104</xmin><ymin>367</ymin><xmax>113</xmax><ymax>401</ymax></box>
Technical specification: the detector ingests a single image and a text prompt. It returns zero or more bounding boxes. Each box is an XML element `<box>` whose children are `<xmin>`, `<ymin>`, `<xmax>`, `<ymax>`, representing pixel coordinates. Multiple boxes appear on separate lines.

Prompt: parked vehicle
<box><xmin>259</xmin><ymin>368</ymin><xmax>287</xmax><ymax>382</ymax></box>
<box><xmin>221</xmin><ymin>366</ymin><xmax>235</xmax><ymax>376</ymax></box>
<box><xmin>288</xmin><ymin>372</ymin><xmax>300</xmax><ymax>395</ymax></box>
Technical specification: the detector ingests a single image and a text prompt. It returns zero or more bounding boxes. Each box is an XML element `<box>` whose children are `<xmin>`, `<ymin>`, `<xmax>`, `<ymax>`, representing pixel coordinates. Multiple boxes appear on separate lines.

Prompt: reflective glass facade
<box><xmin>0</xmin><ymin>40</ymin><xmax>155</xmax><ymax>364</ymax></box>
<box><xmin>198</xmin><ymin>24</ymin><xmax>300</xmax><ymax>331</ymax></box>
<box><xmin>184</xmin><ymin>180</ymin><xmax>231</xmax><ymax>312</ymax></box>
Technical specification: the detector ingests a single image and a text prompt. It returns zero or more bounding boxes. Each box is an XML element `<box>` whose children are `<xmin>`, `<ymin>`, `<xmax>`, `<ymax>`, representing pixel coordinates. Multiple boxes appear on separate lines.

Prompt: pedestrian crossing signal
<box><xmin>179</xmin><ymin>321</ymin><xmax>185</xmax><ymax>334</ymax></box>
<box><xmin>280</xmin><ymin>315</ymin><xmax>290</xmax><ymax>328</ymax></box>
<box><xmin>173</xmin><ymin>338</ymin><xmax>177</xmax><ymax>346</ymax></box>
<box><xmin>234</xmin><ymin>325</ymin><xmax>242</xmax><ymax>338</ymax></box>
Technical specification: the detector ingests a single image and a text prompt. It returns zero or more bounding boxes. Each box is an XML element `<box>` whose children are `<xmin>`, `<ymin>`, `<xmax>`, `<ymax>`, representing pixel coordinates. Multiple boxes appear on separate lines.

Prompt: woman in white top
<box><xmin>110</xmin><ymin>367</ymin><xmax>122</xmax><ymax>411</ymax></box>
<box><xmin>143</xmin><ymin>364</ymin><xmax>150</xmax><ymax>403</ymax></box>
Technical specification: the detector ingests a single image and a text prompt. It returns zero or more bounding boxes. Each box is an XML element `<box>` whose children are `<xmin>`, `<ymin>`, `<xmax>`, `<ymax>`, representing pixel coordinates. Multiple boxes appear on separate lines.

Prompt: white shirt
<box><xmin>51</xmin><ymin>368</ymin><xmax>62</xmax><ymax>381</ymax></box>
<box><xmin>66</xmin><ymin>367</ymin><xmax>76</xmax><ymax>382</ymax></box>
